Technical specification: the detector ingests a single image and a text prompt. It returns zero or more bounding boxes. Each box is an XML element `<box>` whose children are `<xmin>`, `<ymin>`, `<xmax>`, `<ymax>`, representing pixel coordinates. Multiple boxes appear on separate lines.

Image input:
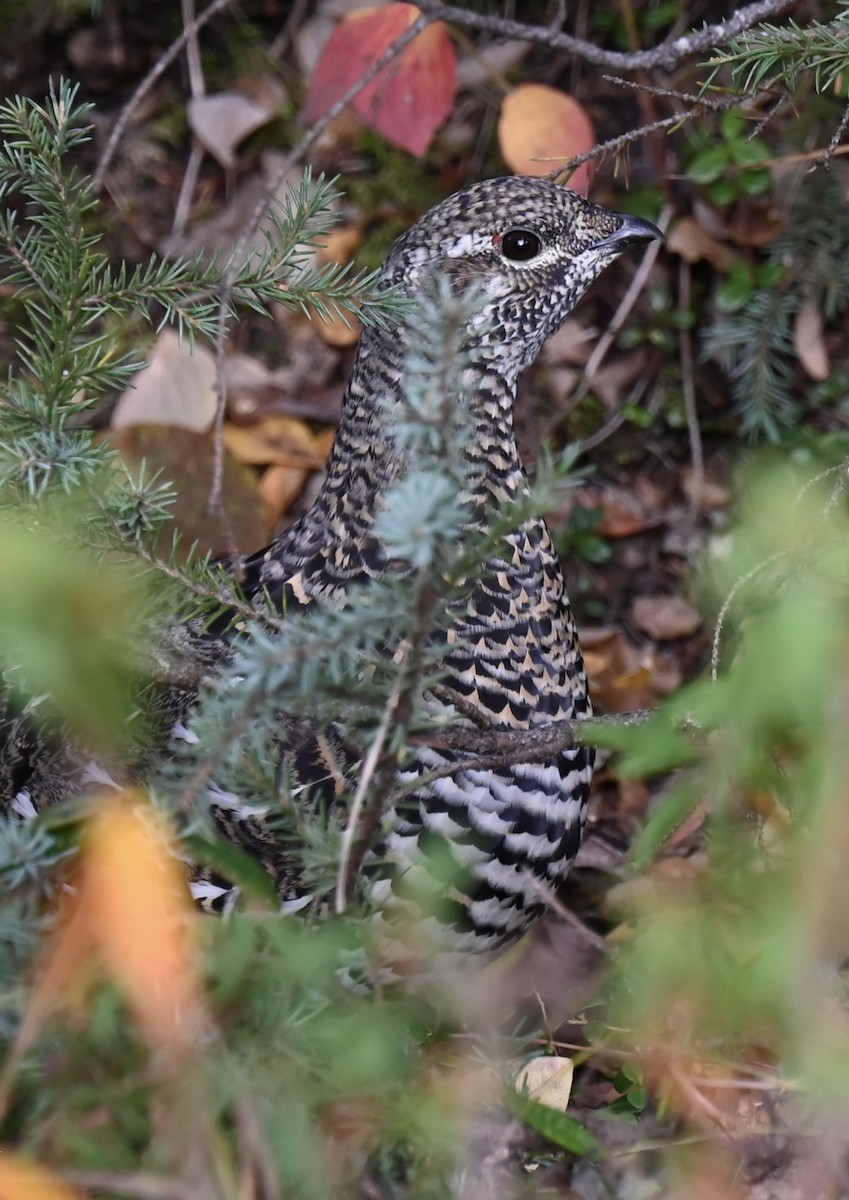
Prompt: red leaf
<box><xmin>302</xmin><ymin>4</ymin><xmax>457</xmax><ymax>157</ymax></box>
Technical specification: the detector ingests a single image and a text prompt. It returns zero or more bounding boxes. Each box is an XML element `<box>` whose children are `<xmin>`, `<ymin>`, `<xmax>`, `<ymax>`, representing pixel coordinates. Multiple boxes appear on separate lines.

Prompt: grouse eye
<box><xmin>499</xmin><ymin>228</ymin><xmax>543</xmax><ymax>262</ymax></box>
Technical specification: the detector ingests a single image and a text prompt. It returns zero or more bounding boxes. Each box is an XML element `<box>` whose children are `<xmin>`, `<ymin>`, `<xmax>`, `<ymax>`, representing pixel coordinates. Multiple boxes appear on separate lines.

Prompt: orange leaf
<box><xmin>302</xmin><ymin>4</ymin><xmax>457</xmax><ymax>157</ymax></box>
<box><xmin>498</xmin><ymin>84</ymin><xmax>596</xmax><ymax>194</ymax></box>
<box><xmin>82</xmin><ymin>793</ymin><xmax>204</xmax><ymax>1053</ymax></box>
<box><xmin>0</xmin><ymin>1153</ymin><xmax>86</xmax><ymax>1200</ymax></box>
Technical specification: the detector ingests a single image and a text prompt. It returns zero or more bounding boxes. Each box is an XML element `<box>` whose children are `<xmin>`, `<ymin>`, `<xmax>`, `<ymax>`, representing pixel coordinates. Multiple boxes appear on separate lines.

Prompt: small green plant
<box><xmin>685</xmin><ymin>109</ymin><xmax>772</xmax><ymax>206</ymax></box>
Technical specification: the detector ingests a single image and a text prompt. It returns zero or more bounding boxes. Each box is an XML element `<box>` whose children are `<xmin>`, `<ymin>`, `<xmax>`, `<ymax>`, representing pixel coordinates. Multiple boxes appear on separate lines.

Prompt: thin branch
<box><xmin>93</xmin><ymin>0</ymin><xmax>237</xmax><ymax>191</ymax></box>
<box><xmin>678</xmin><ymin>257</ymin><xmax>703</xmax><ymax>516</ymax></box>
<box><xmin>335</xmin><ymin>652</ymin><xmax>407</xmax><ymax>914</ymax></box>
<box><xmin>417</xmin><ymin>0</ymin><xmax>798</xmax><ymax>72</ymax></box>
<box><xmin>411</xmin><ymin>709</ymin><xmax>656</xmax><ymax>785</ymax></box>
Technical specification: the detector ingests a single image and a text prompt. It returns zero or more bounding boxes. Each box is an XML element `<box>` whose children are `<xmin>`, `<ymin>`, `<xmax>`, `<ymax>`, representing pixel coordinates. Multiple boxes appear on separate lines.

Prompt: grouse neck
<box><xmin>320</xmin><ymin>324</ymin><xmax>528</xmax><ymax>516</ymax></box>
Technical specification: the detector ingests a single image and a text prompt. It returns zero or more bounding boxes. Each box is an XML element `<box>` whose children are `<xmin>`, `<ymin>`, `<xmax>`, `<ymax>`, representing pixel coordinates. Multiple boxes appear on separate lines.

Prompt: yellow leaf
<box><xmin>0</xmin><ymin>1153</ymin><xmax>85</xmax><ymax>1200</ymax></box>
<box><xmin>223</xmin><ymin>414</ymin><xmax>326</xmax><ymax>467</ymax></box>
<box><xmin>498</xmin><ymin>84</ymin><xmax>596</xmax><ymax>193</ymax></box>
<box><xmin>515</xmin><ymin>1056</ymin><xmax>574</xmax><ymax>1111</ymax></box>
<box><xmin>82</xmin><ymin>793</ymin><xmax>204</xmax><ymax>1052</ymax></box>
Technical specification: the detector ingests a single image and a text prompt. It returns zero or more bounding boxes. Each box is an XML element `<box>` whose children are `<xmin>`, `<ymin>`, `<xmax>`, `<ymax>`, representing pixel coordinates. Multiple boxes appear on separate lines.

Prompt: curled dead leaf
<box><xmin>631</xmin><ymin>594</ymin><xmax>702</xmax><ymax>641</ymax></box>
<box><xmin>498</xmin><ymin>84</ymin><xmax>596</xmax><ymax>193</ymax></box>
<box><xmin>667</xmin><ymin>216</ymin><xmax>735</xmax><ymax>272</ymax></box>
<box><xmin>188</xmin><ymin>90</ymin><xmax>280</xmax><ymax>170</ymax></box>
<box><xmin>224</xmin><ymin>414</ymin><xmax>326</xmax><ymax>468</ymax></box>
<box><xmin>794</xmin><ymin>297</ymin><xmax>829</xmax><ymax>381</ymax></box>
<box><xmin>111</xmin><ymin>330</ymin><xmax>217</xmax><ymax>433</ymax></box>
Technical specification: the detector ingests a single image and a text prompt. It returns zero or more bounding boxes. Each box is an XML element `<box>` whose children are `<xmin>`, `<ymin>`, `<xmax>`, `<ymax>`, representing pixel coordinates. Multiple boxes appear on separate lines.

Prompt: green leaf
<box><xmin>687</xmin><ymin>145</ymin><xmax>730</xmax><ymax>184</ymax></box>
<box><xmin>508</xmin><ymin>1092</ymin><xmax>598</xmax><ymax>1156</ymax></box>
<box><xmin>707</xmin><ymin>177</ymin><xmax>738</xmax><ymax>206</ymax></box>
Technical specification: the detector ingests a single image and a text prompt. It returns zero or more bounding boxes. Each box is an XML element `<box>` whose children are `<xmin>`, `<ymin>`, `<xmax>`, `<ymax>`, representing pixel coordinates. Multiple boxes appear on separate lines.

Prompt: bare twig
<box><xmin>93</xmin><ymin>0</ymin><xmax>237</xmax><ymax>191</ymax></box>
<box><xmin>412</xmin><ymin>709</ymin><xmax>656</xmax><ymax>785</ymax></box>
<box><xmin>678</xmin><ymin>257</ymin><xmax>704</xmax><ymax>516</ymax></box>
<box><xmin>335</xmin><ymin>653</ymin><xmax>407</xmax><ymax>914</ymax></box>
<box><xmin>63</xmin><ymin>1172</ymin><xmax>197</xmax><ymax>1200</ymax></box>
<box><xmin>416</xmin><ymin>0</ymin><xmax>797</xmax><ymax>72</ymax></box>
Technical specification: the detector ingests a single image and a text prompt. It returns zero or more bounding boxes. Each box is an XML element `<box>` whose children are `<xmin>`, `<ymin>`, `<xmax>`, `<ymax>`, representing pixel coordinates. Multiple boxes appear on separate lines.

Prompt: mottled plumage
<box><xmin>207</xmin><ymin>177</ymin><xmax>661</xmax><ymax>957</ymax></box>
<box><xmin>1</xmin><ymin>176</ymin><xmax>660</xmax><ymax>964</ymax></box>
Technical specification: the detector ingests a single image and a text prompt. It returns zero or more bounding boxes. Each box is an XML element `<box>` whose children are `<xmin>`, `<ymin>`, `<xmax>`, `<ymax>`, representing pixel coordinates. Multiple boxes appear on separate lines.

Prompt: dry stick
<box><xmin>208</xmin><ymin>8</ymin><xmax>439</xmax><ymax>518</ymax></box>
<box><xmin>93</xmin><ymin>0</ymin><xmax>237</xmax><ymax>192</ymax></box>
<box><xmin>416</xmin><ymin>0</ymin><xmax>797</xmax><ymax>72</ymax></box>
<box><xmin>572</xmin><ymin>374</ymin><xmax>651</xmax><ymax>455</ymax></box>
<box><xmin>172</xmin><ymin>0</ymin><xmax>207</xmax><ymax>240</ymax></box>
<box><xmin>413</xmin><ymin>710</ymin><xmax>656</xmax><ymax>787</ymax></box>
<box><xmin>63</xmin><ymin>1173</ymin><xmax>196</xmax><ymax>1200</ymax></box>
<box><xmin>334</xmin><ymin>655</ymin><xmax>407</xmax><ymax>915</ymax></box>
<box><xmin>678</xmin><ymin>256</ymin><xmax>704</xmax><ymax>516</ymax></box>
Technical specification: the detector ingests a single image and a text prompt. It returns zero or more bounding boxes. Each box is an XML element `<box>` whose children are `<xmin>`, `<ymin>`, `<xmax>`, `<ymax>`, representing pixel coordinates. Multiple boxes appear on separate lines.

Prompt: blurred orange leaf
<box><xmin>0</xmin><ymin>1153</ymin><xmax>85</xmax><ymax>1200</ymax></box>
<box><xmin>224</xmin><ymin>414</ymin><xmax>327</xmax><ymax>468</ymax></box>
<box><xmin>498</xmin><ymin>84</ymin><xmax>596</xmax><ymax>193</ymax></box>
<box><xmin>82</xmin><ymin>793</ymin><xmax>203</xmax><ymax>1053</ymax></box>
<box><xmin>302</xmin><ymin>4</ymin><xmax>457</xmax><ymax>157</ymax></box>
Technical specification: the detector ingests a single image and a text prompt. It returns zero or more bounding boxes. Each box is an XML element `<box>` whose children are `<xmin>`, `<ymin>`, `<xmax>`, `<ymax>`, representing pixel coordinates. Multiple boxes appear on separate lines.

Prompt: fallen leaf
<box><xmin>0</xmin><ymin>1154</ymin><xmax>86</xmax><ymax>1200</ymax></box>
<box><xmin>82</xmin><ymin>794</ymin><xmax>204</xmax><ymax>1052</ymax></box>
<box><xmin>302</xmin><ymin>4</ymin><xmax>457</xmax><ymax>157</ymax></box>
<box><xmin>667</xmin><ymin>216</ymin><xmax>735</xmax><ymax>272</ymax></box>
<box><xmin>582</xmin><ymin>626</ymin><xmax>682</xmax><ymax>712</ymax></box>
<box><xmin>112</xmin><ymin>330</ymin><xmax>217</xmax><ymax>432</ymax></box>
<box><xmin>515</xmin><ymin>1056</ymin><xmax>574</xmax><ymax>1111</ymax></box>
<box><xmin>593</xmin><ymin>494</ymin><xmax>661</xmax><ymax>538</ymax></box>
<box><xmin>498</xmin><ymin>84</ymin><xmax>596</xmax><ymax>193</ymax></box>
<box><xmin>680</xmin><ymin>468</ymin><xmax>731</xmax><ymax>511</ymax></box>
<box><xmin>224</xmin><ymin>414</ymin><xmax>326</xmax><ymax>467</ymax></box>
<box><xmin>258</xmin><ymin>464</ymin><xmax>311</xmax><ymax>525</ymax></box>
<box><xmin>794</xmin><ymin>296</ymin><xmax>829</xmax><ymax>381</ymax></box>
<box><xmin>188</xmin><ymin>89</ymin><xmax>280</xmax><ymax>170</ymax></box>
<box><xmin>631</xmin><ymin>595</ymin><xmax>702</xmax><ymax>641</ymax></box>
<box><xmin>110</xmin><ymin>425</ymin><xmax>270</xmax><ymax>555</ymax></box>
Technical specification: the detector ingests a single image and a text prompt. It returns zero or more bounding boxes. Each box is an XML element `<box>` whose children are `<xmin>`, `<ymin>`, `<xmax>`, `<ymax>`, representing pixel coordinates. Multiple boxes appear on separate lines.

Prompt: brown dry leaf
<box><xmin>111</xmin><ymin>330</ymin><xmax>217</xmax><ymax>432</ymax></box>
<box><xmin>680</xmin><ymin>468</ymin><xmax>731</xmax><ymax>511</ymax></box>
<box><xmin>667</xmin><ymin>216</ymin><xmax>735</xmax><ymax>272</ymax></box>
<box><xmin>188</xmin><ymin>87</ymin><xmax>282</xmax><ymax>170</ymax></box>
<box><xmin>794</xmin><ymin>297</ymin><xmax>830</xmax><ymax>381</ymax></box>
<box><xmin>515</xmin><ymin>1056</ymin><xmax>574</xmax><ymax>1111</ymax></box>
<box><xmin>498</xmin><ymin>84</ymin><xmax>596</xmax><ymax>193</ymax></box>
<box><xmin>593</xmin><ymin>493</ymin><xmax>661</xmax><ymax>539</ymax></box>
<box><xmin>631</xmin><ymin>595</ymin><xmax>702</xmax><ymax>641</ymax></box>
<box><xmin>726</xmin><ymin>199</ymin><xmax>784</xmax><ymax>247</ymax></box>
<box><xmin>589</xmin><ymin>349</ymin><xmax>648</xmax><ymax>410</ymax></box>
<box><xmin>224</xmin><ymin>414</ymin><xmax>326</xmax><ymax>467</ymax></box>
<box><xmin>111</xmin><ymin>425</ymin><xmax>270</xmax><ymax>555</ymax></box>
<box><xmin>605</xmin><ymin>855</ymin><xmax>708</xmax><ymax>919</ymax></box>
<box><xmin>313</xmin><ymin>307</ymin><xmax>361</xmax><ymax>347</ymax></box>
<box><xmin>258</xmin><ymin>464</ymin><xmax>311</xmax><ymax>525</ymax></box>
<box><xmin>582</xmin><ymin>627</ymin><xmax>682</xmax><ymax>712</ymax></box>
<box><xmin>82</xmin><ymin>793</ymin><xmax>204</xmax><ymax>1052</ymax></box>
<box><xmin>0</xmin><ymin>1154</ymin><xmax>86</xmax><ymax>1200</ymax></box>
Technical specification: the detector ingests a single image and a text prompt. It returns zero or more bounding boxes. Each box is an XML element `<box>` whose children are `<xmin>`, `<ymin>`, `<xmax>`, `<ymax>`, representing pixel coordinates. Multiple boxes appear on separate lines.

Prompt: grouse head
<box><xmin>383</xmin><ymin>175</ymin><xmax>662</xmax><ymax>380</ymax></box>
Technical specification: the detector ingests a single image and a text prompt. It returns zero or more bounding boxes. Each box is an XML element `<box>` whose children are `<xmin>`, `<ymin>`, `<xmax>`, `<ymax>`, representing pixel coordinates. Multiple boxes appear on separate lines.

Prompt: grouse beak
<box><xmin>601</xmin><ymin>213</ymin><xmax>664</xmax><ymax>250</ymax></box>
